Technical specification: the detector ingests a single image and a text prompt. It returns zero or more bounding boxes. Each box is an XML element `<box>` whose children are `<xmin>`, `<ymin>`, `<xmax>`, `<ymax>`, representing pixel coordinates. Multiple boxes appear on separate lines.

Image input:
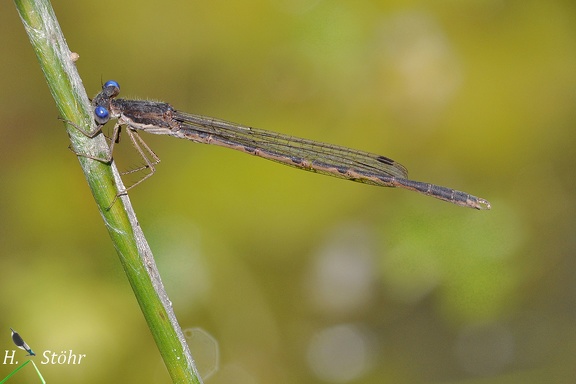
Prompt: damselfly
<box><xmin>10</xmin><ymin>328</ymin><xmax>35</xmax><ymax>356</ymax></box>
<box><xmin>82</xmin><ymin>80</ymin><xmax>490</xmax><ymax>210</ymax></box>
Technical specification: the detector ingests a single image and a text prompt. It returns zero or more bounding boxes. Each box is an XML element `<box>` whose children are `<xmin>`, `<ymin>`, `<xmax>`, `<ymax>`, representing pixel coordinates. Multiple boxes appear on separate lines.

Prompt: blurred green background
<box><xmin>1</xmin><ymin>0</ymin><xmax>575</xmax><ymax>383</ymax></box>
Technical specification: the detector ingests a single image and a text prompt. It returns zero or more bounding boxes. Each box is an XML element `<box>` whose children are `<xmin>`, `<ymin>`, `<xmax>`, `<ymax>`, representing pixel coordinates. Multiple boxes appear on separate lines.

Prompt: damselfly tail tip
<box><xmin>476</xmin><ymin>198</ymin><xmax>491</xmax><ymax>210</ymax></box>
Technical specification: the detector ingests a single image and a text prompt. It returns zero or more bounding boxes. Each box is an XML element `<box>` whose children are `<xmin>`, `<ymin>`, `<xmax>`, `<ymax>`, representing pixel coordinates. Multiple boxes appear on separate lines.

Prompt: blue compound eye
<box><xmin>95</xmin><ymin>106</ymin><xmax>109</xmax><ymax>119</ymax></box>
<box><xmin>103</xmin><ymin>80</ymin><xmax>120</xmax><ymax>90</ymax></box>
<box><xmin>94</xmin><ymin>106</ymin><xmax>110</xmax><ymax>124</ymax></box>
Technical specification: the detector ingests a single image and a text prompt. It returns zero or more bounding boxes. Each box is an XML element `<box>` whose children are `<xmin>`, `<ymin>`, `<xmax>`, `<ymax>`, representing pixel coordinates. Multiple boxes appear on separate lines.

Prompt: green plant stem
<box><xmin>13</xmin><ymin>1</ymin><xmax>202</xmax><ymax>383</ymax></box>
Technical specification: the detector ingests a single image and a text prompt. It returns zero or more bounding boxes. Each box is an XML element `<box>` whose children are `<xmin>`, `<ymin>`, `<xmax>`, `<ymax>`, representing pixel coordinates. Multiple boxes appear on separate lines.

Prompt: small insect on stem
<box><xmin>81</xmin><ymin>80</ymin><xmax>491</xmax><ymax>210</ymax></box>
<box><xmin>10</xmin><ymin>328</ymin><xmax>36</xmax><ymax>356</ymax></box>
